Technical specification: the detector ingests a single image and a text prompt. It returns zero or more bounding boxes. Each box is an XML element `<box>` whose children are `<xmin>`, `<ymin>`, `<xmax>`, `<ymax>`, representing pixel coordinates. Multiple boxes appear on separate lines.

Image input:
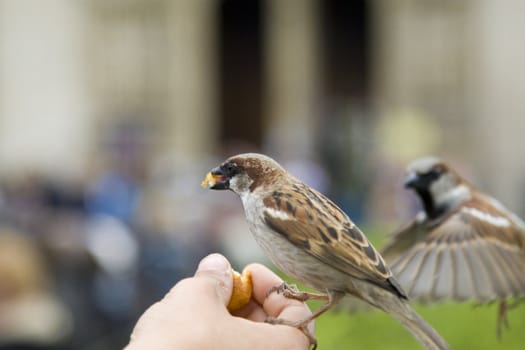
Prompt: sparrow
<box><xmin>203</xmin><ymin>153</ymin><xmax>449</xmax><ymax>350</ymax></box>
<box><xmin>381</xmin><ymin>156</ymin><xmax>525</xmax><ymax>337</ymax></box>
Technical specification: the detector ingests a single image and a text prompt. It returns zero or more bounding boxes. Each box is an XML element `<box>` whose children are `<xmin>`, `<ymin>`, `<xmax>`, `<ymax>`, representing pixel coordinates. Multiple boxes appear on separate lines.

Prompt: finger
<box><xmin>246</xmin><ymin>263</ymin><xmax>286</xmax><ymax>305</ymax></box>
<box><xmin>233</xmin><ymin>321</ymin><xmax>312</xmax><ymax>350</ymax></box>
<box><xmin>164</xmin><ymin>253</ymin><xmax>233</xmax><ymax>309</ymax></box>
<box><xmin>246</xmin><ymin>263</ymin><xmax>312</xmax><ymax>322</ymax></box>
<box><xmin>227</xmin><ymin>262</ymin><xmax>313</xmax><ymax>349</ymax></box>
<box><xmin>231</xmin><ymin>263</ymin><xmax>283</xmax><ymax>321</ymax></box>
<box><xmin>193</xmin><ymin>253</ymin><xmax>234</xmax><ymax>305</ymax></box>
<box><xmin>191</xmin><ymin>254</ymin><xmax>233</xmax><ymax>305</ymax></box>
<box><xmin>264</xmin><ymin>290</ymin><xmax>313</xmax><ymax>325</ymax></box>
<box><xmin>230</xmin><ymin>262</ymin><xmax>281</xmax><ymax>321</ymax></box>
<box><xmin>232</xmin><ymin>299</ymin><xmax>268</xmax><ymax>322</ymax></box>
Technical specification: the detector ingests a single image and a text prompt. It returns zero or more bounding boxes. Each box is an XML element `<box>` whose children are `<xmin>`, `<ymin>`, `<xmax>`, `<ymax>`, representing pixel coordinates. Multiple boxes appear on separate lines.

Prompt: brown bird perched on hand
<box><xmin>203</xmin><ymin>153</ymin><xmax>449</xmax><ymax>350</ymax></box>
<box><xmin>382</xmin><ymin>156</ymin><xmax>525</xmax><ymax>337</ymax></box>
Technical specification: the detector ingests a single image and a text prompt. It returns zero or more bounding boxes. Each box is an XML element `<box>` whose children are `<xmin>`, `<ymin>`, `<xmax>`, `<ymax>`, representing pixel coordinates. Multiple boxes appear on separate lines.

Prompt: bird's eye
<box><xmin>434</xmin><ymin>165</ymin><xmax>445</xmax><ymax>174</ymax></box>
<box><xmin>223</xmin><ymin>163</ymin><xmax>239</xmax><ymax>176</ymax></box>
<box><xmin>427</xmin><ymin>168</ymin><xmax>442</xmax><ymax>180</ymax></box>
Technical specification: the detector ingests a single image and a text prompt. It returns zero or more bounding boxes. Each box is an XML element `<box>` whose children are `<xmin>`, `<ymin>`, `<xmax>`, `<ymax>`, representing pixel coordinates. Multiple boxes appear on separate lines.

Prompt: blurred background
<box><xmin>0</xmin><ymin>0</ymin><xmax>524</xmax><ymax>349</ymax></box>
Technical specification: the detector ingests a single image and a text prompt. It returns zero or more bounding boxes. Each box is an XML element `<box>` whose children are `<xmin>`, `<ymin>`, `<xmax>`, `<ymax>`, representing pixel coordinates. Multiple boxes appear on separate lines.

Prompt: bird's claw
<box><xmin>266</xmin><ymin>282</ymin><xmax>328</xmax><ymax>302</ymax></box>
<box><xmin>266</xmin><ymin>282</ymin><xmax>306</xmax><ymax>300</ymax></box>
<box><xmin>266</xmin><ymin>282</ymin><xmax>289</xmax><ymax>297</ymax></box>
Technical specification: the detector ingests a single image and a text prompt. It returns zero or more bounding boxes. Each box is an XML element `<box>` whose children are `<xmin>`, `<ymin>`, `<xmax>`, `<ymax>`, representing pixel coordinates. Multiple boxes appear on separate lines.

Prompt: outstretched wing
<box><xmin>383</xmin><ymin>198</ymin><xmax>525</xmax><ymax>302</ymax></box>
<box><xmin>381</xmin><ymin>213</ymin><xmax>440</xmax><ymax>262</ymax></box>
<box><xmin>262</xmin><ymin>182</ymin><xmax>407</xmax><ymax>298</ymax></box>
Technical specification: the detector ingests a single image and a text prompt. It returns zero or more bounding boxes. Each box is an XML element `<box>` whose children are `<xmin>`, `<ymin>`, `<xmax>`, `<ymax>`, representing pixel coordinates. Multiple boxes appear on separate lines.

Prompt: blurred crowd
<box><xmin>0</xmin><ymin>124</ymin><xmax>232</xmax><ymax>350</ymax></box>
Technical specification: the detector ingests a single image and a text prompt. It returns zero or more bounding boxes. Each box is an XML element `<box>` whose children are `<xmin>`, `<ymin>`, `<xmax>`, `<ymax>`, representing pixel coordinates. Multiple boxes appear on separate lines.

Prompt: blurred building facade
<box><xmin>1</xmin><ymin>0</ymin><xmax>525</xmax><ymax>209</ymax></box>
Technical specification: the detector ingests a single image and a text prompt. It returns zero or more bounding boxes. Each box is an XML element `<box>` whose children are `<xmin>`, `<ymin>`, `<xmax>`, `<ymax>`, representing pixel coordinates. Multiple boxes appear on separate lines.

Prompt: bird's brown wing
<box><xmin>262</xmin><ymin>182</ymin><xmax>406</xmax><ymax>298</ymax></box>
<box><xmin>381</xmin><ymin>214</ymin><xmax>441</xmax><ymax>262</ymax></box>
<box><xmin>384</xmin><ymin>201</ymin><xmax>525</xmax><ymax>302</ymax></box>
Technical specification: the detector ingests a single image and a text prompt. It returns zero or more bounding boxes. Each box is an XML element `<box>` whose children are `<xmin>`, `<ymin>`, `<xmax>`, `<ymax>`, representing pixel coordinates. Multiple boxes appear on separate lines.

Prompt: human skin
<box><xmin>125</xmin><ymin>253</ymin><xmax>313</xmax><ymax>350</ymax></box>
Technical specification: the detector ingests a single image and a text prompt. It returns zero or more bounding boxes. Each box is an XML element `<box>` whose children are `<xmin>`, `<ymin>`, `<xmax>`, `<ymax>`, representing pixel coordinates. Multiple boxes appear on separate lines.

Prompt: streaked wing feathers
<box><xmin>262</xmin><ymin>183</ymin><xmax>405</xmax><ymax>297</ymax></box>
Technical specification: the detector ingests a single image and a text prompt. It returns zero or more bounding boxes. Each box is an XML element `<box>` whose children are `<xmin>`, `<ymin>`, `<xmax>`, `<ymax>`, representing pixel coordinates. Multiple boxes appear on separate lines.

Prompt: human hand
<box><xmin>125</xmin><ymin>253</ymin><xmax>313</xmax><ymax>350</ymax></box>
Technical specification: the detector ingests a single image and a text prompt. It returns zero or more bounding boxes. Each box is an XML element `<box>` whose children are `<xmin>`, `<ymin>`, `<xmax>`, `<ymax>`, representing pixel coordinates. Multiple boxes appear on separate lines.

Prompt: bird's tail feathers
<box><xmin>370</xmin><ymin>291</ymin><xmax>450</xmax><ymax>350</ymax></box>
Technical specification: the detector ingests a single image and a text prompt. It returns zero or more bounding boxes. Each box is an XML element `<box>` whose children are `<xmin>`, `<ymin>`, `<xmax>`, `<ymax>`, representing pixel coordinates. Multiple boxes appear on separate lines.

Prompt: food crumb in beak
<box><xmin>201</xmin><ymin>172</ymin><xmax>216</xmax><ymax>188</ymax></box>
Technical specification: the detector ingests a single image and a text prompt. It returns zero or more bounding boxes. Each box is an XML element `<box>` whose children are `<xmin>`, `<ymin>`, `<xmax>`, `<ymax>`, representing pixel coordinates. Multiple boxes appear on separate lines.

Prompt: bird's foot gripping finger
<box><xmin>266</xmin><ymin>282</ymin><xmax>294</xmax><ymax>297</ymax></box>
<box><xmin>265</xmin><ymin>316</ymin><xmax>318</xmax><ymax>350</ymax></box>
<box><xmin>266</xmin><ymin>282</ymin><xmax>329</xmax><ymax>302</ymax></box>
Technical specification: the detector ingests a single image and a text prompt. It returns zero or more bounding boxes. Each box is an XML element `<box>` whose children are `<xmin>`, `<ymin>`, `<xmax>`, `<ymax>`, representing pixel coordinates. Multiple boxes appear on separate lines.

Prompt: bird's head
<box><xmin>202</xmin><ymin>153</ymin><xmax>286</xmax><ymax>196</ymax></box>
<box><xmin>404</xmin><ymin>156</ymin><xmax>470</xmax><ymax>218</ymax></box>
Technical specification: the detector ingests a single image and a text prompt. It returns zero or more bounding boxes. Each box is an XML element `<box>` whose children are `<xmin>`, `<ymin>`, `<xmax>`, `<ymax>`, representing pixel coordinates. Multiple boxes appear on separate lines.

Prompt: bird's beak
<box><xmin>404</xmin><ymin>172</ymin><xmax>419</xmax><ymax>188</ymax></box>
<box><xmin>201</xmin><ymin>166</ymin><xmax>230</xmax><ymax>190</ymax></box>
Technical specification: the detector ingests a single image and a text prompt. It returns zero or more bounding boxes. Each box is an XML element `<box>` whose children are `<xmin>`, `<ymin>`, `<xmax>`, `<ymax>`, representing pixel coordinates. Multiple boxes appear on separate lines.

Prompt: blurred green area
<box><xmin>314</xmin><ymin>301</ymin><xmax>525</xmax><ymax>350</ymax></box>
<box><xmin>275</xmin><ymin>226</ymin><xmax>525</xmax><ymax>349</ymax></box>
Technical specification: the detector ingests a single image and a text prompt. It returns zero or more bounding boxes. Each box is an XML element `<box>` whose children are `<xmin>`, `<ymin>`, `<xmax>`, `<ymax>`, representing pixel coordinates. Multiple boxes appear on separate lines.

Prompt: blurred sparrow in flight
<box><xmin>382</xmin><ymin>156</ymin><xmax>525</xmax><ymax>337</ymax></box>
<box><xmin>203</xmin><ymin>153</ymin><xmax>449</xmax><ymax>350</ymax></box>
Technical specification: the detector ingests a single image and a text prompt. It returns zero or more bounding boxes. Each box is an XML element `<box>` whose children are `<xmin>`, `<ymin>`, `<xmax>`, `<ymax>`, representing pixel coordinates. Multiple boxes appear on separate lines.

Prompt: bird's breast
<box><xmin>240</xmin><ymin>194</ymin><xmax>349</xmax><ymax>292</ymax></box>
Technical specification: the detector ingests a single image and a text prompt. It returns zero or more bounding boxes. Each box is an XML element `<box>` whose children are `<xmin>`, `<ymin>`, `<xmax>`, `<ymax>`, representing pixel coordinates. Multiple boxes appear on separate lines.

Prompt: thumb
<box><xmin>193</xmin><ymin>253</ymin><xmax>233</xmax><ymax>306</ymax></box>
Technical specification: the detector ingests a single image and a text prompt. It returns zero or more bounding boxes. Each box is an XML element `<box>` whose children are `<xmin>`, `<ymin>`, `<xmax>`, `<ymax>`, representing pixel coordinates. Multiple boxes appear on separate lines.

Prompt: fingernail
<box><xmin>197</xmin><ymin>253</ymin><xmax>230</xmax><ymax>274</ymax></box>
